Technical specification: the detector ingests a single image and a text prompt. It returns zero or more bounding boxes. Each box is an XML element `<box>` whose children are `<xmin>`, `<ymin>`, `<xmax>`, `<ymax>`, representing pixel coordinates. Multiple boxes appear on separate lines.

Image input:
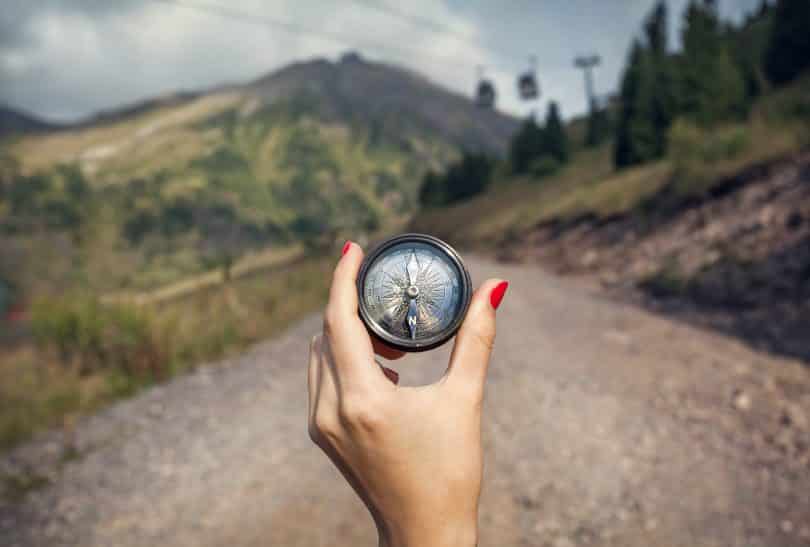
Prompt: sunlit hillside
<box><xmin>0</xmin><ymin>53</ymin><xmax>517</xmax><ymax>294</ymax></box>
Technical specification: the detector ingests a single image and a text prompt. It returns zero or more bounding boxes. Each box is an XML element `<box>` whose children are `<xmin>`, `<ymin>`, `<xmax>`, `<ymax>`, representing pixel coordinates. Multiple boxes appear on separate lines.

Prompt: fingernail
<box><xmin>341</xmin><ymin>241</ymin><xmax>352</xmax><ymax>256</ymax></box>
<box><xmin>490</xmin><ymin>281</ymin><xmax>509</xmax><ymax>310</ymax></box>
<box><xmin>382</xmin><ymin>367</ymin><xmax>399</xmax><ymax>384</ymax></box>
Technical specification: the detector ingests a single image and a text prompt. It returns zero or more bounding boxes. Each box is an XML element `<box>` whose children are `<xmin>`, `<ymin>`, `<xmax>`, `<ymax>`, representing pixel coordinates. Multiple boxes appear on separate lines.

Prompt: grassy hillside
<box><xmin>1</xmin><ymin>55</ymin><xmax>517</xmax><ymax>297</ymax></box>
<box><xmin>412</xmin><ymin>74</ymin><xmax>810</xmax><ymax>249</ymax></box>
<box><xmin>0</xmin><ymin>54</ymin><xmax>517</xmax><ymax>452</ymax></box>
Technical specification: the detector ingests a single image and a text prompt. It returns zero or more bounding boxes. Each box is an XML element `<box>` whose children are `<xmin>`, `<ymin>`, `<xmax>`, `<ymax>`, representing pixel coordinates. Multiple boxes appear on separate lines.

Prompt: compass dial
<box><xmin>357</xmin><ymin>234</ymin><xmax>471</xmax><ymax>352</ymax></box>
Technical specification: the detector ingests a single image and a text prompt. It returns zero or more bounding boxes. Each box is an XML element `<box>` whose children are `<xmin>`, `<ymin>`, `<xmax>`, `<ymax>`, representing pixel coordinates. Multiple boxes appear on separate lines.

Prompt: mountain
<box><xmin>1</xmin><ymin>53</ymin><xmax>518</xmax><ymax>292</ymax></box>
<box><xmin>0</xmin><ymin>106</ymin><xmax>57</xmax><ymax>137</ymax></box>
<box><xmin>243</xmin><ymin>52</ymin><xmax>517</xmax><ymax>154</ymax></box>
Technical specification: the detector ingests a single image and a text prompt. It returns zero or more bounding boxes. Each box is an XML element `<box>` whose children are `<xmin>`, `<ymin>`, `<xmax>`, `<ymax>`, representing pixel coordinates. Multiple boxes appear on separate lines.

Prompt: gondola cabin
<box><xmin>476</xmin><ymin>79</ymin><xmax>496</xmax><ymax>109</ymax></box>
<box><xmin>518</xmin><ymin>72</ymin><xmax>539</xmax><ymax>100</ymax></box>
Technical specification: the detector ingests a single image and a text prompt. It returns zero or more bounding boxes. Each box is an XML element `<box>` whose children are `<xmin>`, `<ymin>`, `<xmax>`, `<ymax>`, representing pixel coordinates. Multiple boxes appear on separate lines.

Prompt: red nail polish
<box><xmin>341</xmin><ymin>241</ymin><xmax>352</xmax><ymax>256</ymax></box>
<box><xmin>490</xmin><ymin>281</ymin><xmax>509</xmax><ymax>310</ymax></box>
<box><xmin>383</xmin><ymin>368</ymin><xmax>399</xmax><ymax>384</ymax></box>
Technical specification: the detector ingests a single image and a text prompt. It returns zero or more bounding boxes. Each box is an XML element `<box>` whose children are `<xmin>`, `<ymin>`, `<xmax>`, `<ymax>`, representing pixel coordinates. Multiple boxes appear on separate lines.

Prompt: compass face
<box><xmin>357</xmin><ymin>234</ymin><xmax>471</xmax><ymax>352</ymax></box>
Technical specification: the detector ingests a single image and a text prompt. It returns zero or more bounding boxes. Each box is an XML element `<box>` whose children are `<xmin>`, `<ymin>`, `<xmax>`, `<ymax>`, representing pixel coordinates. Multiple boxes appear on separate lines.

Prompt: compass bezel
<box><xmin>356</xmin><ymin>233</ymin><xmax>472</xmax><ymax>353</ymax></box>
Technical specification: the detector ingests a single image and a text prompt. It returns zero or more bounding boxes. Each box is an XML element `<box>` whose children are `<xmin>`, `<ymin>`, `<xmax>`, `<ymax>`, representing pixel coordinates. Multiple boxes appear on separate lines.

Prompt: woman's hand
<box><xmin>307</xmin><ymin>241</ymin><xmax>508</xmax><ymax>547</ymax></box>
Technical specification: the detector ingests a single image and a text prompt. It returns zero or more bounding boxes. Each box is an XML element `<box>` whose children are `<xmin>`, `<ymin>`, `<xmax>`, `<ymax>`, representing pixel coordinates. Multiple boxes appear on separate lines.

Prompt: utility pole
<box><xmin>574</xmin><ymin>54</ymin><xmax>601</xmax><ymax>110</ymax></box>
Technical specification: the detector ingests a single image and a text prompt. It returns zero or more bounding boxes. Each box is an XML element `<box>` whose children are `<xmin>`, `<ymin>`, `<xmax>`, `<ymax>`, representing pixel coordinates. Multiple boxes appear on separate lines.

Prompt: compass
<box><xmin>357</xmin><ymin>234</ymin><xmax>472</xmax><ymax>352</ymax></box>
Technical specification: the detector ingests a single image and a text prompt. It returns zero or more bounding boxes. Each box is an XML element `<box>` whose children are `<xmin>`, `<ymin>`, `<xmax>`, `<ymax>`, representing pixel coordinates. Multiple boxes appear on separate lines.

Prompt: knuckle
<box><xmin>311</xmin><ymin>413</ymin><xmax>340</xmax><ymax>445</ymax></box>
<box><xmin>339</xmin><ymin>395</ymin><xmax>383</xmax><ymax>432</ymax></box>
<box><xmin>470</xmin><ymin>322</ymin><xmax>496</xmax><ymax>352</ymax></box>
<box><xmin>307</xmin><ymin>421</ymin><xmax>322</xmax><ymax>444</ymax></box>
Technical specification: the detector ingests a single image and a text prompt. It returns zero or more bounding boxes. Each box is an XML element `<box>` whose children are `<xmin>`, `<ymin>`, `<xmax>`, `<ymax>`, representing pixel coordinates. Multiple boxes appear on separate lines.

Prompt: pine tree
<box><xmin>729</xmin><ymin>5</ymin><xmax>775</xmax><ymax>104</ymax></box>
<box><xmin>543</xmin><ymin>102</ymin><xmax>568</xmax><ymax>164</ymax></box>
<box><xmin>585</xmin><ymin>101</ymin><xmax>611</xmax><ymax>148</ymax></box>
<box><xmin>645</xmin><ymin>0</ymin><xmax>676</xmax><ymax>157</ymax></box>
<box><xmin>765</xmin><ymin>0</ymin><xmax>810</xmax><ymax>85</ymax></box>
<box><xmin>614</xmin><ymin>41</ymin><xmax>658</xmax><ymax>168</ymax></box>
<box><xmin>679</xmin><ymin>0</ymin><xmax>746</xmax><ymax>126</ymax></box>
<box><xmin>509</xmin><ymin>116</ymin><xmax>545</xmax><ymax>174</ymax></box>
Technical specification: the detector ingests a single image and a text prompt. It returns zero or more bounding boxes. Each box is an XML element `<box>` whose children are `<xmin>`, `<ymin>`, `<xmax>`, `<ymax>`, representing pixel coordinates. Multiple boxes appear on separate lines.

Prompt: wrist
<box><xmin>378</xmin><ymin>519</ymin><xmax>478</xmax><ymax>547</ymax></box>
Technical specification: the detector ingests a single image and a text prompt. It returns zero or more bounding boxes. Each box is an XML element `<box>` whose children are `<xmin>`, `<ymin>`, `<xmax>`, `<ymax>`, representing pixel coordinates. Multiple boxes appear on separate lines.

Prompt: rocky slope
<box><xmin>507</xmin><ymin>151</ymin><xmax>810</xmax><ymax>362</ymax></box>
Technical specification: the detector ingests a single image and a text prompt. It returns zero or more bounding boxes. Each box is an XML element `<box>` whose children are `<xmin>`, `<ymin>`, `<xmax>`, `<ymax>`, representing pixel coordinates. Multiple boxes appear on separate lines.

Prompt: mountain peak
<box><xmin>340</xmin><ymin>51</ymin><xmax>364</xmax><ymax>64</ymax></box>
<box><xmin>242</xmin><ymin>53</ymin><xmax>517</xmax><ymax>154</ymax></box>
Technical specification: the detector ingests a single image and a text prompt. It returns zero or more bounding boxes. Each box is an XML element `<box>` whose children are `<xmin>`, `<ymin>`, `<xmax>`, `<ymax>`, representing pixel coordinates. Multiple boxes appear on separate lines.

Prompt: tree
<box><xmin>729</xmin><ymin>5</ymin><xmax>774</xmax><ymax>104</ymax></box>
<box><xmin>645</xmin><ymin>0</ymin><xmax>677</xmax><ymax>157</ymax></box>
<box><xmin>585</xmin><ymin>98</ymin><xmax>612</xmax><ymax>148</ymax></box>
<box><xmin>614</xmin><ymin>41</ymin><xmax>658</xmax><ymax>168</ymax></box>
<box><xmin>765</xmin><ymin>0</ymin><xmax>810</xmax><ymax>85</ymax></box>
<box><xmin>418</xmin><ymin>153</ymin><xmax>493</xmax><ymax>207</ymax></box>
<box><xmin>678</xmin><ymin>0</ymin><xmax>746</xmax><ymax>126</ymax></box>
<box><xmin>418</xmin><ymin>171</ymin><xmax>445</xmax><ymax>208</ymax></box>
<box><xmin>543</xmin><ymin>102</ymin><xmax>568</xmax><ymax>164</ymax></box>
<box><xmin>509</xmin><ymin>116</ymin><xmax>546</xmax><ymax>174</ymax></box>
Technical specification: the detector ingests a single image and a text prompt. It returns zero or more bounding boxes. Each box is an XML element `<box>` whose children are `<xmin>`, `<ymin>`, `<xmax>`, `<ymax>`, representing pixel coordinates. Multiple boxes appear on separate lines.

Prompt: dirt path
<box><xmin>2</xmin><ymin>257</ymin><xmax>809</xmax><ymax>547</ymax></box>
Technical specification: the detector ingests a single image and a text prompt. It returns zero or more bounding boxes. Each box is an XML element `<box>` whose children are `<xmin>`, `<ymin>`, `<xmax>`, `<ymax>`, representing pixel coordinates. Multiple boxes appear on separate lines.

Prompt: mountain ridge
<box><xmin>1</xmin><ymin>52</ymin><xmax>517</xmax><ymax>293</ymax></box>
<box><xmin>3</xmin><ymin>52</ymin><xmax>517</xmax><ymax>154</ymax></box>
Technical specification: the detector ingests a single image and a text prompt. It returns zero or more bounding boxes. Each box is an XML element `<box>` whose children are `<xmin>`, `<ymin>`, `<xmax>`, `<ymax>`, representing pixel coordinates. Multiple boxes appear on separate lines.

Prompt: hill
<box><xmin>0</xmin><ymin>53</ymin><xmax>518</xmax><ymax>294</ymax></box>
<box><xmin>412</xmin><ymin>73</ymin><xmax>810</xmax><ymax>362</ymax></box>
<box><xmin>0</xmin><ymin>107</ymin><xmax>57</xmax><ymax>137</ymax></box>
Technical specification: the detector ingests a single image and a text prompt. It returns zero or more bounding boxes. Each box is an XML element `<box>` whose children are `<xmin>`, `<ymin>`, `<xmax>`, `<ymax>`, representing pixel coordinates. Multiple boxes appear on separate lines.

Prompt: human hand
<box><xmin>307</xmin><ymin>241</ymin><xmax>508</xmax><ymax>547</ymax></box>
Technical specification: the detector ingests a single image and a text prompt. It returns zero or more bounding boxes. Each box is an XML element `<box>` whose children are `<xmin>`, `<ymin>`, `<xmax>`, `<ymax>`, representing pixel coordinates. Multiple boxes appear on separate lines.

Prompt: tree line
<box><xmin>615</xmin><ymin>0</ymin><xmax>809</xmax><ymax>168</ymax></box>
<box><xmin>420</xmin><ymin>100</ymin><xmax>571</xmax><ymax>208</ymax></box>
<box><xmin>419</xmin><ymin>0</ymin><xmax>809</xmax><ymax>209</ymax></box>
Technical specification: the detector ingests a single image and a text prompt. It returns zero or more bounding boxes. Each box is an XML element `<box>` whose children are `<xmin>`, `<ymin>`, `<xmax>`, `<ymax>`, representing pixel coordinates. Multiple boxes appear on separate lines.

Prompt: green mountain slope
<box><xmin>0</xmin><ymin>53</ymin><xmax>517</xmax><ymax>293</ymax></box>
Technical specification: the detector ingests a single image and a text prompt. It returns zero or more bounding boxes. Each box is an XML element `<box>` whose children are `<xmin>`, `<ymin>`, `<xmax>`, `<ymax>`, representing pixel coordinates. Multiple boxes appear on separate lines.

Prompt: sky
<box><xmin>0</xmin><ymin>0</ymin><xmax>765</xmax><ymax>123</ymax></box>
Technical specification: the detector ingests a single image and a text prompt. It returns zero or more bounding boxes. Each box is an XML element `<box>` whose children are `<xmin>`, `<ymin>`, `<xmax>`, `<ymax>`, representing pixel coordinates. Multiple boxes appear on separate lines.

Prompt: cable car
<box><xmin>517</xmin><ymin>56</ymin><xmax>539</xmax><ymax>101</ymax></box>
<box><xmin>475</xmin><ymin>67</ymin><xmax>496</xmax><ymax>109</ymax></box>
<box><xmin>476</xmin><ymin>79</ymin><xmax>496</xmax><ymax>108</ymax></box>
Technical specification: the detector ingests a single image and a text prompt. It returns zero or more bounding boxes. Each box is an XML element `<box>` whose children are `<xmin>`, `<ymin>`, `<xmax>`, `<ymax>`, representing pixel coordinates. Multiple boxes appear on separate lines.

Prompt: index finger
<box><xmin>323</xmin><ymin>241</ymin><xmax>385</xmax><ymax>387</ymax></box>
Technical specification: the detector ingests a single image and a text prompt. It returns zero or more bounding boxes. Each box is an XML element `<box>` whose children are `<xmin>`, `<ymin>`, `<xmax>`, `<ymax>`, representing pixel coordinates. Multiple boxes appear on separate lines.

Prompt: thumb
<box><xmin>444</xmin><ymin>278</ymin><xmax>508</xmax><ymax>398</ymax></box>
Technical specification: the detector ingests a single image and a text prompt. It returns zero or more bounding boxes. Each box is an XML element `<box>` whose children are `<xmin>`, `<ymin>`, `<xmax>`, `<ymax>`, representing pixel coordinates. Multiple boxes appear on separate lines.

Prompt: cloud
<box><xmin>0</xmin><ymin>0</ymin><xmax>765</xmax><ymax>122</ymax></box>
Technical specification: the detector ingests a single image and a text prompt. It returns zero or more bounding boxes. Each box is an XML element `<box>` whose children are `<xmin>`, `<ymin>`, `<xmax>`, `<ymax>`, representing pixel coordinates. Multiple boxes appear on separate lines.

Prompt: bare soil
<box><xmin>505</xmin><ymin>151</ymin><xmax>810</xmax><ymax>363</ymax></box>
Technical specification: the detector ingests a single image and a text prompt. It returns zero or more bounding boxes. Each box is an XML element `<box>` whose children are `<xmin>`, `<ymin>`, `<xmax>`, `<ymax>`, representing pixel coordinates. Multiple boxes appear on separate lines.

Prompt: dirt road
<box><xmin>2</xmin><ymin>257</ymin><xmax>809</xmax><ymax>547</ymax></box>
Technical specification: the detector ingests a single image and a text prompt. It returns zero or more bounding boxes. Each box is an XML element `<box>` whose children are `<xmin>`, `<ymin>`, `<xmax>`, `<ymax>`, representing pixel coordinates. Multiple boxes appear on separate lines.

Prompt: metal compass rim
<box><xmin>356</xmin><ymin>233</ymin><xmax>472</xmax><ymax>353</ymax></box>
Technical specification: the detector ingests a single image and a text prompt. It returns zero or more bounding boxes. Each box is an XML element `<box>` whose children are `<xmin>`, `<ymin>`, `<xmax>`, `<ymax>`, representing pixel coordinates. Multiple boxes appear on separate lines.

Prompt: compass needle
<box><xmin>407</xmin><ymin>299</ymin><xmax>418</xmax><ymax>339</ymax></box>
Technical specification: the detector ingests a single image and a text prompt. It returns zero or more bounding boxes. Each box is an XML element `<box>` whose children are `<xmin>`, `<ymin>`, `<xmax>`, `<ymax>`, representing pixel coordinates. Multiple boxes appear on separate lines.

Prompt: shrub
<box><xmin>529</xmin><ymin>156</ymin><xmax>561</xmax><ymax>179</ymax></box>
<box><xmin>670</xmin><ymin>120</ymin><xmax>750</xmax><ymax>164</ymax></box>
<box><xmin>418</xmin><ymin>153</ymin><xmax>493</xmax><ymax>208</ymax></box>
<box><xmin>669</xmin><ymin>119</ymin><xmax>750</xmax><ymax>194</ymax></box>
<box><xmin>31</xmin><ymin>295</ymin><xmax>169</xmax><ymax>379</ymax></box>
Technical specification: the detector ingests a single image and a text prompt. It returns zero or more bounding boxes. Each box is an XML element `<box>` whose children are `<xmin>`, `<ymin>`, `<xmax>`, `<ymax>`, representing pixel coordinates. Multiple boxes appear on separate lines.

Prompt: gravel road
<box><xmin>2</xmin><ymin>257</ymin><xmax>809</xmax><ymax>547</ymax></box>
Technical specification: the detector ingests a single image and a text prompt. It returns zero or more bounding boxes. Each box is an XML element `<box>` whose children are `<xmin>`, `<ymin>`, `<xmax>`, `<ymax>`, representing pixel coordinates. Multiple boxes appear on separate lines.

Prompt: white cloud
<box><xmin>0</xmin><ymin>0</ymin><xmax>765</xmax><ymax>122</ymax></box>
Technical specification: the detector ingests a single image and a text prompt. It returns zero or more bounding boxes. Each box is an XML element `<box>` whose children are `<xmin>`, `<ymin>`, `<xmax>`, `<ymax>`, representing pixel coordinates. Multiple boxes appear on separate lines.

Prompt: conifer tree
<box><xmin>679</xmin><ymin>0</ymin><xmax>746</xmax><ymax>126</ymax></box>
<box><xmin>614</xmin><ymin>41</ymin><xmax>657</xmax><ymax>167</ymax></box>
<box><xmin>765</xmin><ymin>0</ymin><xmax>810</xmax><ymax>85</ymax></box>
<box><xmin>509</xmin><ymin>116</ymin><xmax>545</xmax><ymax>174</ymax></box>
<box><xmin>645</xmin><ymin>0</ymin><xmax>676</xmax><ymax>157</ymax></box>
<box><xmin>543</xmin><ymin>102</ymin><xmax>568</xmax><ymax>164</ymax></box>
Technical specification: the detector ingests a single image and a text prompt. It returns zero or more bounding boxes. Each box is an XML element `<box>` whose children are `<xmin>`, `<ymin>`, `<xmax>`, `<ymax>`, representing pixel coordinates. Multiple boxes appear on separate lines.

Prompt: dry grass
<box><xmin>413</xmin><ymin>108</ymin><xmax>805</xmax><ymax>250</ymax></box>
<box><xmin>0</xmin><ymin>255</ymin><xmax>331</xmax><ymax>451</ymax></box>
<box><xmin>105</xmin><ymin>244</ymin><xmax>305</xmax><ymax>306</ymax></box>
<box><xmin>9</xmin><ymin>92</ymin><xmax>242</xmax><ymax>176</ymax></box>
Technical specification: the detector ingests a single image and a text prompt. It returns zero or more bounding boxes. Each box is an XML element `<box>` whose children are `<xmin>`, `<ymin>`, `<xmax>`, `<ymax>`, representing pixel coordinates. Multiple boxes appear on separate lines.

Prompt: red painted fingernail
<box><xmin>490</xmin><ymin>281</ymin><xmax>509</xmax><ymax>310</ymax></box>
<box><xmin>341</xmin><ymin>241</ymin><xmax>352</xmax><ymax>256</ymax></box>
<box><xmin>382</xmin><ymin>367</ymin><xmax>399</xmax><ymax>384</ymax></box>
